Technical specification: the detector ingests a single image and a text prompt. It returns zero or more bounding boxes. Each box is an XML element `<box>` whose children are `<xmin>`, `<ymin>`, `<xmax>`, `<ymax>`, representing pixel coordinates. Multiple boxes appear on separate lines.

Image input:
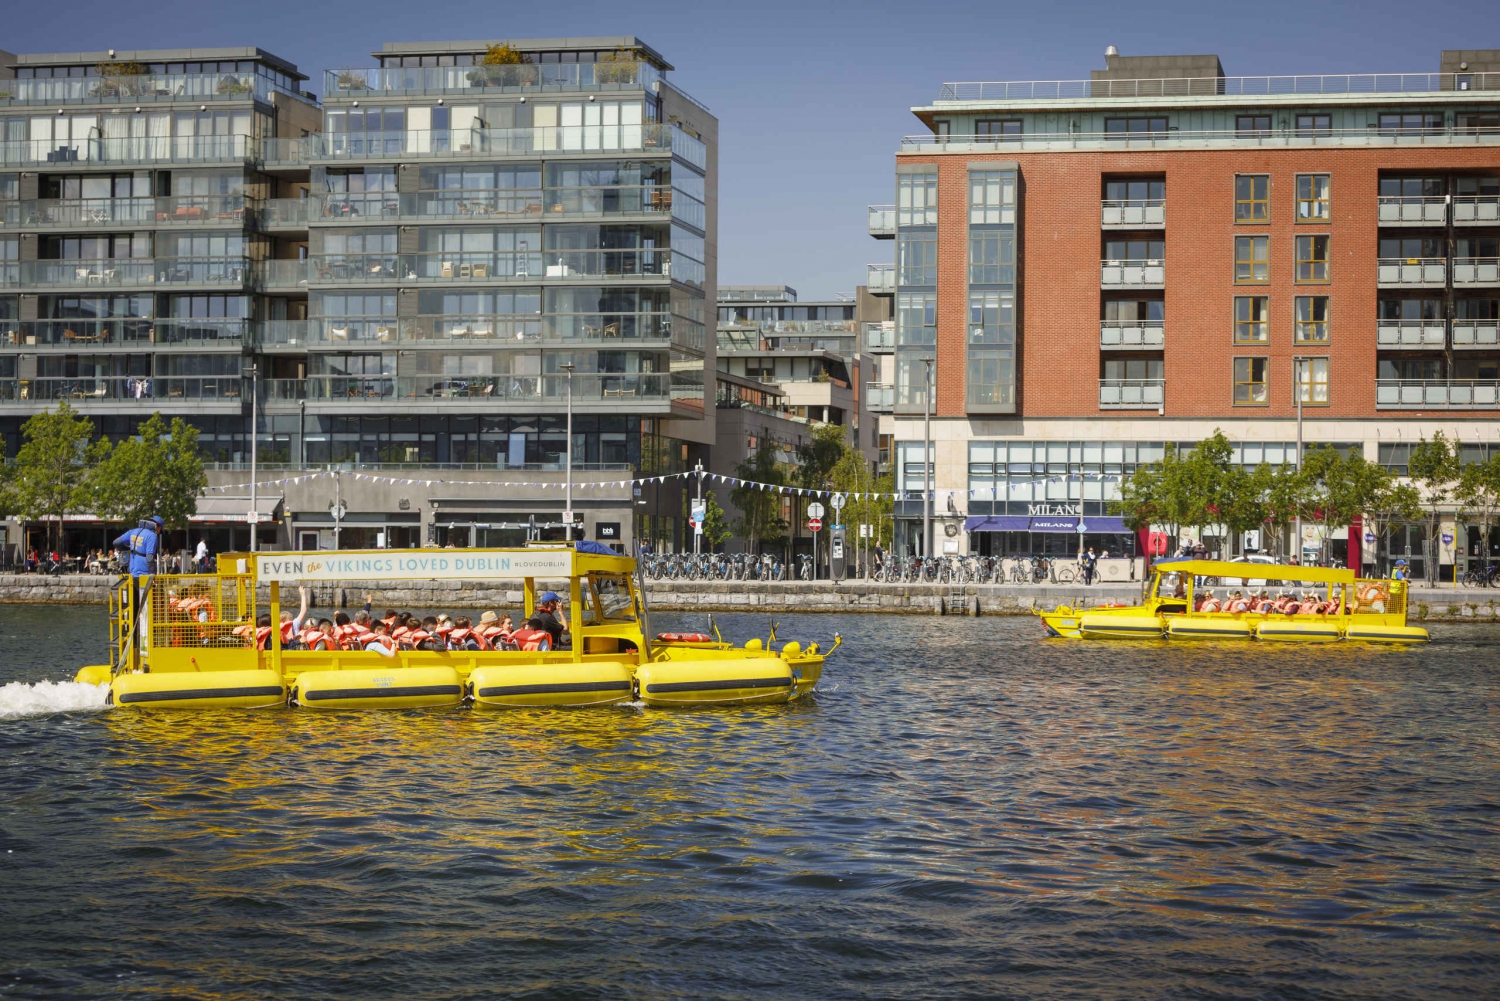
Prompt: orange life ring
<box><xmin>657</xmin><ymin>632</ymin><xmax>715</xmax><ymax>643</ymax></box>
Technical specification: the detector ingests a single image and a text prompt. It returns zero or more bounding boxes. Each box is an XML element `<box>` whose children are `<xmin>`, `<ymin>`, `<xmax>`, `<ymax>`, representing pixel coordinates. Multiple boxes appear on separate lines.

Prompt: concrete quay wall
<box><xmin>3</xmin><ymin>574</ymin><xmax>1497</xmax><ymax>620</ymax></box>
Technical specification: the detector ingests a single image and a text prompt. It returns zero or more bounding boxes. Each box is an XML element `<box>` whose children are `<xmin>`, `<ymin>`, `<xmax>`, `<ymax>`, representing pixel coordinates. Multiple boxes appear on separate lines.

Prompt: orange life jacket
<box><xmin>1227</xmin><ymin>599</ymin><xmax>1250</xmax><ymax>613</ymax></box>
<box><xmin>447</xmin><ymin>627</ymin><xmax>489</xmax><ymax>651</ymax></box>
<box><xmin>299</xmin><ymin>627</ymin><xmax>332</xmax><ymax>651</ymax></box>
<box><xmin>364</xmin><ymin>634</ymin><xmax>396</xmax><ymax>653</ymax></box>
<box><xmin>402</xmin><ymin>628</ymin><xmax>436</xmax><ymax>651</ymax></box>
<box><xmin>510</xmin><ymin>627</ymin><xmax>551</xmax><ymax>651</ymax></box>
<box><xmin>1200</xmin><ymin>598</ymin><xmax>1221</xmax><ymax>613</ymax></box>
<box><xmin>255</xmin><ymin>625</ymin><xmax>275</xmax><ymax>650</ymax></box>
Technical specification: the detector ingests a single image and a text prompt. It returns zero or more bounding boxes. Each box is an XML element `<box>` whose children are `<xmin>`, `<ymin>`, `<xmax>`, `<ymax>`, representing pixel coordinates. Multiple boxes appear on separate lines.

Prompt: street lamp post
<box><xmin>1293</xmin><ymin>356</ymin><xmax>1305</xmax><ymax>563</ymax></box>
<box><xmin>922</xmin><ymin>356</ymin><xmax>934</xmax><ymax>560</ymax></box>
<box><xmin>247</xmin><ymin>362</ymin><xmax>258</xmax><ymax>553</ymax></box>
<box><xmin>693</xmin><ymin>459</ymin><xmax>703</xmax><ymax>556</ymax></box>
<box><xmin>561</xmin><ymin>362</ymin><xmax>574</xmax><ymax>541</ymax></box>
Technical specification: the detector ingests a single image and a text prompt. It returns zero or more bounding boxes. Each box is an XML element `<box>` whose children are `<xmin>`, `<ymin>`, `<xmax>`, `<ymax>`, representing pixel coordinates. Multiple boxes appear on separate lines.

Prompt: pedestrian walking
<box><xmin>1082</xmin><ymin>546</ymin><xmax>1098</xmax><ymax>585</ymax></box>
<box><xmin>194</xmin><ymin>538</ymin><xmax>209</xmax><ymax>573</ymax></box>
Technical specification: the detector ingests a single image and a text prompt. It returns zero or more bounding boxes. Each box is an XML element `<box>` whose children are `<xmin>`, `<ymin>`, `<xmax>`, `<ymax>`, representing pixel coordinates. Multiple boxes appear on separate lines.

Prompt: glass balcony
<box><xmin>1376</xmin><ymin>258</ymin><xmax>1446</xmax><ymax>286</ymax></box>
<box><xmin>1099</xmin><ymin>378</ymin><xmax>1164</xmax><ymax>409</ymax></box>
<box><xmin>10</xmin><ymin>376</ymin><xmax>242</xmax><ymax>404</ymax></box>
<box><xmin>259</xmin><ymin>137</ymin><xmax>313</xmax><ymax>168</ymax></box>
<box><xmin>18</xmin><ymin>195</ymin><xmax>248</xmax><ymax>228</ymax></box>
<box><xmin>1454</xmin><ymin>196</ymin><xmax>1500</xmax><ymax>225</ymax></box>
<box><xmin>866</xmin><ymin>263</ymin><xmax>895</xmax><ymax>293</ymax></box>
<box><xmin>935</xmin><ymin>72</ymin><xmax>1500</xmax><ymax>102</ymax></box>
<box><xmin>863</xmin><ymin>322</ymin><xmax>895</xmax><ymax>352</ymax></box>
<box><xmin>1376</xmin><ymin>379</ymin><xmax>1500</xmax><ymax>408</ymax></box>
<box><xmin>1452</xmin><ymin>319</ymin><xmax>1500</xmax><ymax>349</ymax></box>
<box><xmin>0</xmin><ymin>135</ymin><xmax>254</xmax><ymax>167</ymax></box>
<box><xmin>256</xmin><ymin>259</ymin><xmax>311</xmax><ymax>289</ymax></box>
<box><xmin>868</xmin><ymin>205</ymin><xmax>895</xmax><ymax>238</ymax></box>
<box><xmin>1376</xmin><ymin>319</ymin><xmax>1446</xmax><ymax>348</ymax></box>
<box><xmin>308</xmin><ymin>254</ymin><xmax>402</xmax><ymax>284</ymax></box>
<box><xmin>315</xmin><ymin>124</ymin><xmax>674</xmax><ymax>161</ymax></box>
<box><xmin>1102</xmin><ymin>198</ymin><xmax>1165</xmax><ymax>228</ymax></box>
<box><xmin>865</xmin><ymin>383</ymin><xmax>894</xmax><ymax>411</ymax></box>
<box><xmin>395</xmin><ymin>251</ymin><xmax>541</xmax><ymax>282</ymax></box>
<box><xmin>259</xmin><ymin>198</ymin><xmax>316</xmax><ymax>227</ymax></box>
<box><xmin>541</xmin><ymin>249</ymin><xmax>671</xmax><ymax>280</ymax></box>
<box><xmin>902</xmin><ymin>124</ymin><xmax>1500</xmax><ymax>152</ymax></box>
<box><xmin>0</xmin><ymin>263</ymin><xmax>19</xmax><ymax>288</ymax></box>
<box><xmin>258</xmin><ymin>320</ymin><xmax>309</xmax><ymax>349</ymax></box>
<box><xmin>155</xmin><ymin>257</ymin><xmax>252</xmax><ymax>286</ymax></box>
<box><xmin>1</xmin><ymin>318</ymin><xmax>246</xmax><ymax>348</ymax></box>
<box><xmin>1101</xmin><ymin>259</ymin><xmax>1165</xmax><ymax>287</ymax></box>
<box><xmin>397</xmin><ymin>190</ymin><xmax>538</xmax><ymax>221</ymax></box>
<box><xmin>0</xmin><ymin>203</ymin><xmax>16</xmax><ymax>227</ymax></box>
<box><xmin>0</xmin><ymin>72</ymin><xmax>303</xmax><ymax>107</ymax></box>
<box><xmin>1100</xmin><ymin>319</ymin><xmax>1165</xmax><ymax>349</ymax></box>
<box><xmin>544</xmin><ymin>185</ymin><xmax>674</xmax><ymax>218</ymax></box>
<box><xmin>22</xmin><ymin>259</ymin><xmax>157</xmax><ymax>288</ymax></box>
<box><xmin>1377</xmin><ymin>195</ymin><xmax>1448</xmax><ymax>225</ymax></box>
<box><xmin>324</xmin><ymin>62</ymin><xmax>667</xmax><ymax>98</ymax></box>
<box><xmin>261</xmin><ymin>379</ymin><xmax>307</xmax><ymax>401</ymax></box>
<box><xmin>304</xmin><ymin>373</ymin><xmax>672</xmax><ymax>404</ymax></box>
<box><xmin>308</xmin><ymin>320</ymin><xmax>398</xmax><ymax>345</ymax></box>
<box><xmin>1453</xmin><ymin>257</ymin><xmax>1500</xmax><ymax>284</ymax></box>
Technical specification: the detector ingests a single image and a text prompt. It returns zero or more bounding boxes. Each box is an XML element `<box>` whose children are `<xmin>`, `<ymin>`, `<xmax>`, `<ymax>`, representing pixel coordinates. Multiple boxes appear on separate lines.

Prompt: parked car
<box><xmin>1221</xmin><ymin>554</ymin><xmax>1280</xmax><ymax>587</ymax></box>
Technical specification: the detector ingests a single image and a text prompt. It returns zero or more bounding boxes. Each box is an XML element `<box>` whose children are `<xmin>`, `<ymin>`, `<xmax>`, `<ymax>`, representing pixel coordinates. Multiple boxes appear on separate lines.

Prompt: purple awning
<box><xmin>964</xmin><ymin>516</ymin><xmax>1032</xmax><ymax>532</ymax></box>
<box><xmin>1029</xmin><ymin>517</ymin><xmax>1080</xmax><ymax>533</ymax></box>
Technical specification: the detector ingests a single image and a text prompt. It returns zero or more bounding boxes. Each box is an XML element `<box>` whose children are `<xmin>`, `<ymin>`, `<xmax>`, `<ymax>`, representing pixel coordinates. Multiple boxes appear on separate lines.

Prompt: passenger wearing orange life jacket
<box><xmin>1226</xmin><ymin>590</ymin><xmax>1251</xmax><ymax>614</ymax></box>
<box><xmin>433</xmin><ymin>614</ymin><xmax>455</xmax><ymax>646</ymax></box>
<box><xmin>381</xmin><ymin>608</ymin><xmax>401</xmax><ymax>630</ymax></box>
<box><xmin>1196</xmin><ymin>589</ymin><xmax>1221</xmax><ymax>613</ymax></box>
<box><xmin>363</xmin><ymin>620</ymin><xmax>398</xmax><ymax>657</ymax></box>
<box><xmin>299</xmin><ymin>618</ymin><xmax>335</xmax><ymax>651</ymax></box>
<box><xmin>418</xmin><ymin>616</ymin><xmax>445</xmax><ymax>651</ymax></box>
<box><xmin>510</xmin><ymin>616</ymin><xmax>553</xmax><ymax>651</ymax></box>
<box><xmin>476</xmin><ymin>610</ymin><xmax>512</xmax><ymax>648</ymax></box>
<box><xmin>447</xmin><ymin>616</ymin><xmax>491</xmax><ymax>651</ymax></box>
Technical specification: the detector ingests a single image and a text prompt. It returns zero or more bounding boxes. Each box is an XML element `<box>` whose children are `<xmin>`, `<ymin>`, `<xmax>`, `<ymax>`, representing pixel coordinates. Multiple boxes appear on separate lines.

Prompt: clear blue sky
<box><xmin>6</xmin><ymin>0</ymin><xmax>1495</xmax><ymax>298</ymax></box>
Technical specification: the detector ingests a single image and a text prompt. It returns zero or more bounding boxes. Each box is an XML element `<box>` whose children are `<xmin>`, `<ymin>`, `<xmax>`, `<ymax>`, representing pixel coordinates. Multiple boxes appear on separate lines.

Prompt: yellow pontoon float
<box><xmin>74</xmin><ymin>544</ymin><xmax>832</xmax><ymax>709</ymax></box>
<box><xmin>1039</xmin><ymin>557</ymin><xmax>1428</xmax><ymax>644</ymax></box>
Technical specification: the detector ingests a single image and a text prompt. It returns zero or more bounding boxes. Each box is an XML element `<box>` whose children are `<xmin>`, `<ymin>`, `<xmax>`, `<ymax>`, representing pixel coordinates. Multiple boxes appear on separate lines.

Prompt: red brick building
<box><xmin>865</xmin><ymin>48</ymin><xmax>1500</xmax><ymax>576</ymax></box>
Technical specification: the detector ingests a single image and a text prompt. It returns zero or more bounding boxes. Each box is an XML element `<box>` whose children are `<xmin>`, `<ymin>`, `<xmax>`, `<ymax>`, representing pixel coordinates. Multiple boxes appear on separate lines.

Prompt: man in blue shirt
<box><xmin>113</xmin><ymin>517</ymin><xmax>162</xmax><ymax>577</ymax></box>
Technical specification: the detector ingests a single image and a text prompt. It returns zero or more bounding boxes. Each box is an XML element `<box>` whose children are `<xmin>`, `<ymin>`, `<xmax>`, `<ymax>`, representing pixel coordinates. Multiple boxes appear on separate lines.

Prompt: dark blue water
<box><xmin>1</xmin><ymin>606</ymin><xmax>1498</xmax><ymax>1000</ymax></box>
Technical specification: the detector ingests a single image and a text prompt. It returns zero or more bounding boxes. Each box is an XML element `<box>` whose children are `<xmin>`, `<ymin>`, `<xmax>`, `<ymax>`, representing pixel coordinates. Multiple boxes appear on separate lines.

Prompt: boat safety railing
<box><xmin>148</xmin><ymin>573</ymin><xmax>258</xmax><ymax>651</ymax></box>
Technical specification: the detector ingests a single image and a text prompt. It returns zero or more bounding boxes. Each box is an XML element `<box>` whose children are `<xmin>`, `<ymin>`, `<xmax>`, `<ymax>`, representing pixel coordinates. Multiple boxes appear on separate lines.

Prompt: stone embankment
<box><xmin>3</xmin><ymin>573</ymin><xmax>1497</xmax><ymax>619</ymax></box>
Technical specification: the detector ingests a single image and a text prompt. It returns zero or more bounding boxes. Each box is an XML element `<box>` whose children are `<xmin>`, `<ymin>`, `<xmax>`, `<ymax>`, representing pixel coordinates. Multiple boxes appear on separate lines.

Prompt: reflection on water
<box><xmin>1</xmin><ymin>607</ymin><xmax>1498</xmax><ymax>1000</ymax></box>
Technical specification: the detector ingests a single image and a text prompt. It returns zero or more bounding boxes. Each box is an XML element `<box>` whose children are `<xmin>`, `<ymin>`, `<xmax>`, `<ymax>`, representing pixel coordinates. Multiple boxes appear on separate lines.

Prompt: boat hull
<box><xmin>1078</xmin><ymin>612</ymin><xmax>1164</xmax><ymax>639</ymax></box>
<box><xmin>1344</xmin><ymin>624</ymin><xmax>1430</xmax><ymax>644</ymax></box>
<box><xmin>469</xmin><ymin>661</ymin><xmax>634</xmax><ymax>708</ymax></box>
<box><xmin>1166</xmin><ymin>617</ymin><xmax>1255</xmax><ymax>640</ymax></box>
<box><xmin>1255</xmin><ymin>619</ymin><xmax>1343</xmax><ymax>642</ymax></box>
<box><xmin>635</xmin><ymin>659</ymin><xmax>794</xmax><ymax>708</ymax></box>
<box><xmin>110</xmin><ymin>669</ymin><xmax>286</xmax><ymax>709</ymax></box>
<box><xmin>292</xmin><ymin>666</ymin><xmax>464</xmax><ymax>709</ymax></box>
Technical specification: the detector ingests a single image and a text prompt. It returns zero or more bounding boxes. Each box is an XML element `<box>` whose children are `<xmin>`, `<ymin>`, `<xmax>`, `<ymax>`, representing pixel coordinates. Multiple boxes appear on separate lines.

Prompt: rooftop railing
<box><xmin>901</xmin><ymin>125</ymin><xmax>1500</xmax><ymax>151</ymax></box>
<box><xmin>0</xmin><ymin>135</ymin><xmax>255</xmax><ymax>167</ymax></box>
<box><xmin>936</xmin><ymin>72</ymin><xmax>1500</xmax><ymax>103</ymax></box>
<box><xmin>325</xmin><ymin>62</ymin><xmax>667</xmax><ymax>98</ymax></box>
<box><xmin>316</xmin><ymin>124</ymin><xmax>677</xmax><ymax>161</ymax></box>
<box><xmin>0</xmin><ymin>72</ymin><xmax>312</xmax><ymax>107</ymax></box>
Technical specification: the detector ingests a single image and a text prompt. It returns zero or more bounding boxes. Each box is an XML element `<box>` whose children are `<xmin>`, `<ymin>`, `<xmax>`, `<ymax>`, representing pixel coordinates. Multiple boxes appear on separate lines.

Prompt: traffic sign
<box><xmin>830</xmin><ymin>493</ymin><xmax>845</xmax><ymax>511</ymax></box>
<box><xmin>808</xmin><ymin>517</ymin><xmax>823</xmax><ymax>532</ymax></box>
<box><xmin>808</xmin><ymin>501</ymin><xmax>825</xmax><ymax>519</ymax></box>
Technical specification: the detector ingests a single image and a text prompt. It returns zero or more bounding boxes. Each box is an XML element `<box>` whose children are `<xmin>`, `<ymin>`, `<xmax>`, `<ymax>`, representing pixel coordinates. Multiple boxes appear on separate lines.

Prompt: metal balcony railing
<box><xmin>1454</xmin><ymin>196</ymin><xmax>1500</xmax><ymax>224</ymax></box>
<box><xmin>1101</xmin><ymin>198</ymin><xmax>1165</xmax><ymax>227</ymax></box>
<box><xmin>868</xmin><ymin>204</ymin><xmax>896</xmax><ymax>237</ymax></box>
<box><xmin>17</xmin><ymin>195</ymin><xmax>248</xmax><ymax>228</ymax></box>
<box><xmin>866</xmin><ymin>263</ymin><xmax>895</xmax><ymax>292</ymax></box>
<box><xmin>324</xmin><ymin>62</ymin><xmax>667</xmax><ymax>98</ymax></box>
<box><xmin>935</xmin><ymin>72</ymin><xmax>1500</xmax><ymax>102</ymax></box>
<box><xmin>1376</xmin><ymin>379</ymin><xmax>1500</xmax><ymax>408</ymax></box>
<box><xmin>1376</xmin><ymin>319</ymin><xmax>1446</xmax><ymax>348</ymax></box>
<box><xmin>1377</xmin><ymin>195</ymin><xmax>1448</xmax><ymax>225</ymax></box>
<box><xmin>303</xmin><ymin>373</ymin><xmax>672</xmax><ymax>403</ymax></box>
<box><xmin>1099</xmin><ymin>319</ymin><xmax>1164</xmax><ymax>349</ymax></box>
<box><xmin>899</xmin><ymin>125</ymin><xmax>1500</xmax><ymax>152</ymax></box>
<box><xmin>4</xmin><ymin>376</ymin><xmax>243</xmax><ymax>404</ymax></box>
<box><xmin>1099</xmin><ymin>378</ymin><xmax>1164</xmax><ymax>409</ymax></box>
<box><xmin>315</xmin><ymin>124</ymin><xmax>676</xmax><ymax>160</ymax></box>
<box><xmin>865</xmin><ymin>383</ymin><xmax>894</xmax><ymax>411</ymax></box>
<box><xmin>1101</xmin><ymin>259</ymin><xmax>1165</xmax><ymax>286</ymax></box>
<box><xmin>1376</xmin><ymin>258</ymin><xmax>1446</xmax><ymax>285</ymax></box>
<box><xmin>1452</xmin><ymin>319</ymin><xmax>1500</xmax><ymax>349</ymax></box>
<box><xmin>1453</xmin><ymin>257</ymin><xmax>1500</xmax><ymax>284</ymax></box>
<box><xmin>0</xmin><ymin>135</ymin><xmax>255</xmax><ymax>168</ymax></box>
<box><xmin>0</xmin><ymin>318</ymin><xmax>246</xmax><ymax>348</ymax></box>
<box><xmin>0</xmin><ymin>72</ymin><xmax>309</xmax><ymax>107</ymax></box>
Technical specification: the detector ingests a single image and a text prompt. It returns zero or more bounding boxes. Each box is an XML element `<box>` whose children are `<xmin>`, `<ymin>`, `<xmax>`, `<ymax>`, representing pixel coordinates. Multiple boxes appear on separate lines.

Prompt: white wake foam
<box><xmin>0</xmin><ymin>680</ymin><xmax>110</xmax><ymax>718</ymax></box>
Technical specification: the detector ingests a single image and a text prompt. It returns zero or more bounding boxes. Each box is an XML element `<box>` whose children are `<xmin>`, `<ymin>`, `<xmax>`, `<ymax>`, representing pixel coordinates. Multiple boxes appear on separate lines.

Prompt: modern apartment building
<box><xmin>0</xmin><ymin>38</ymin><xmax>716</xmax><ymax>557</ymax></box>
<box><xmin>869</xmin><ymin>47</ymin><xmax>1500</xmax><ymax>577</ymax></box>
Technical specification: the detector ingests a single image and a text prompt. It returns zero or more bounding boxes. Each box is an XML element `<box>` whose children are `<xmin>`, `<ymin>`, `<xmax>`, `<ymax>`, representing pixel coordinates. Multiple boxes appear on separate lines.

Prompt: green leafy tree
<box><xmin>13</xmin><ymin>403</ymin><xmax>100</xmax><ymax>552</ymax></box>
<box><xmin>700</xmin><ymin>491</ymin><xmax>732</xmax><ymax>552</ymax></box>
<box><xmin>1456</xmin><ymin>452</ymin><xmax>1500</xmax><ymax>575</ymax></box>
<box><xmin>729</xmin><ymin>440</ymin><xmax>788</xmax><ymax>556</ymax></box>
<box><xmin>829</xmin><ymin>439</ymin><xmax>891</xmax><ymax>575</ymax></box>
<box><xmin>90</xmin><ymin>413</ymin><xmax>206</xmax><ymax>533</ymax></box>
<box><xmin>1217</xmin><ymin>462</ymin><xmax>1271</xmax><ymax>550</ymax></box>
<box><xmin>1408</xmin><ymin>432</ymin><xmax>1459</xmax><ymax>585</ymax></box>
<box><xmin>1363</xmin><ymin>476</ymin><xmax>1422</xmax><ymax>576</ymax></box>
<box><xmin>1261</xmin><ymin>463</ymin><xmax>1304</xmax><ymax>558</ymax></box>
<box><xmin>1184</xmin><ymin>430</ymin><xmax>1236</xmax><ymax>551</ymax></box>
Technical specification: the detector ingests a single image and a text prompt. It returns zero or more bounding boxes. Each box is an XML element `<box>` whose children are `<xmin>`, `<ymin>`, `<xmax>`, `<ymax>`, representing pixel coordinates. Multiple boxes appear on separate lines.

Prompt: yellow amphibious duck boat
<box><xmin>74</xmin><ymin>544</ymin><xmax>832</xmax><ymax>710</ymax></box>
<box><xmin>1038</xmin><ymin>557</ymin><xmax>1428</xmax><ymax>644</ymax></box>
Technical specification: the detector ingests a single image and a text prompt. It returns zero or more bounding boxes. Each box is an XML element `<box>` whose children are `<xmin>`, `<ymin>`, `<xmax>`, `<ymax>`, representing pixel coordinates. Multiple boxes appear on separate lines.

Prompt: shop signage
<box><xmin>596</xmin><ymin>522</ymin><xmax>621</xmax><ymax>540</ymax></box>
<box><xmin>256</xmin><ymin>550</ymin><xmax>572</xmax><ymax>583</ymax></box>
<box><xmin>1028</xmin><ymin>503</ymin><xmax>1080</xmax><ymax>516</ymax></box>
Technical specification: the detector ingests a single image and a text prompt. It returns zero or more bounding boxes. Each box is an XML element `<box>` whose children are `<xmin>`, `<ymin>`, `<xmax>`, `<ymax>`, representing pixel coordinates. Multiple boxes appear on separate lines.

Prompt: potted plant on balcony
<box><xmin>594</xmin><ymin>47</ymin><xmax>640</xmax><ymax>85</ymax></box>
<box><xmin>334</xmin><ymin>70</ymin><xmax>370</xmax><ymax>92</ymax></box>
<box><xmin>216</xmin><ymin>75</ymin><xmax>252</xmax><ymax>96</ymax></box>
<box><xmin>468</xmin><ymin>43</ymin><xmax>532</xmax><ymax>88</ymax></box>
<box><xmin>93</xmin><ymin>61</ymin><xmax>145</xmax><ymax>98</ymax></box>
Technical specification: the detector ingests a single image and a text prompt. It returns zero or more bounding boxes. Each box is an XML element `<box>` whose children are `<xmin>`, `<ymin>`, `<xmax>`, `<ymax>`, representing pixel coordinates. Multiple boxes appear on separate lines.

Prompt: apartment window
<box><xmin>1105</xmin><ymin>237</ymin><xmax>1164</xmax><ymax>262</ymax></box>
<box><xmin>968</xmin><ymin>291</ymin><xmax>1015</xmax><ymax>345</ymax></box>
<box><xmin>1379</xmin><ymin>297</ymin><xmax>1442</xmax><ymax>321</ymax></box>
<box><xmin>967</xmin><ymin>350</ymin><xmax>1015</xmax><ymax>408</ymax></box>
<box><xmin>1296</xmin><ymin>114</ymin><xmax>1332</xmax><ymax>136</ymax></box>
<box><xmin>1458</xmin><ymin>113</ymin><xmax>1500</xmax><ymax>135</ymax></box>
<box><xmin>1236</xmin><ymin>115</ymin><xmax>1272</xmax><ymax>137</ymax></box>
<box><xmin>1104</xmin><ymin>117</ymin><xmax>1168</xmax><ymax>137</ymax></box>
<box><xmin>1103</xmin><ymin>358</ymin><xmax>1163</xmax><ymax>381</ymax></box>
<box><xmin>1455</xmin><ymin>176</ymin><xmax>1500</xmax><ymax>197</ymax></box>
<box><xmin>1379</xmin><ymin>235</ymin><xmax>1442</xmax><ymax>260</ymax></box>
<box><xmin>897</xmin><ymin>172</ymin><xmax>938</xmax><ymax>226</ymax></box>
<box><xmin>1235</xmin><ymin>175</ymin><xmax>1270</xmax><ymax>222</ymax></box>
<box><xmin>1103</xmin><ymin>299</ymin><xmax>1164</xmax><ymax>323</ymax></box>
<box><xmin>1295</xmin><ymin>296</ymin><xmax>1329</xmax><ymax>343</ymax></box>
<box><xmin>975</xmin><ymin>119</ymin><xmax>1021</xmax><ymax>139</ymax></box>
<box><xmin>1235</xmin><ymin>235</ymin><xmax>1269</xmax><ymax>283</ymax></box>
<box><xmin>1296</xmin><ymin>174</ymin><xmax>1330</xmax><ymax>221</ymax></box>
<box><xmin>898</xmin><ymin>231</ymin><xmax>938</xmax><ymax>286</ymax></box>
<box><xmin>969</xmin><ymin>170</ymin><xmax>1016</xmax><ymax>224</ymax></box>
<box><xmin>1379</xmin><ymin>113</ymin><xmax>1443</xmax><ymax>136</ymax></box>
<box><xmin>1234</xmin><ymin>296</ymin><xmax>1269</xmax><ymax>343</ymax></box>
<box><xmin>1379</xmin><ymin>176</ymin><xmax>1443</xmax><ymax>198</ymax></box>
<box><xmin>1297</xmin><ymin>357</ymin><xmax>1330</xmax><ymax>406</ymax></box>
<box><xmin>1104</xmin><ymin>178</ymin><xmax>1165</xmax><ymax>203</ymax></box>
<box><xmin>1296</xmin><ymin>235</ymin><xmax>1330</xmax><ymax>282</ymax></box>
<box><xmin>1233</xmin><ymin>357</ymin><xmax>1269</xmax><ymax>405</ymax></box>
<box><xmin>896</xmin><ymin>292</ymin><xmax>937</xmax><ymax>346</ymax></box>
<box><xmin>969</xmin><ymin>232</ymin><xmax>1014</xmax><ymax>284</ymax></box>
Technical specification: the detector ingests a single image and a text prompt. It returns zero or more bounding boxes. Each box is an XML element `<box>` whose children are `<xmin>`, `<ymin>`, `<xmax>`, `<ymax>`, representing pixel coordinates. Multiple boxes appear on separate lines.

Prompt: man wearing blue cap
<box><xmin>533</xmin><ymin>590</ymin><xmax>570</xmax><ymax>649</ymax></box>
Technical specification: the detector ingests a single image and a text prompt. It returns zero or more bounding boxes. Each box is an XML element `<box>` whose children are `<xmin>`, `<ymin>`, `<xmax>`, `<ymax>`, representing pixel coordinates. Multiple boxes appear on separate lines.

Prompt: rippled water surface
<box><xmin>2</xmin><ymin>605</ymin><xmax>1498</xmax><ymax>1000</ymax></box>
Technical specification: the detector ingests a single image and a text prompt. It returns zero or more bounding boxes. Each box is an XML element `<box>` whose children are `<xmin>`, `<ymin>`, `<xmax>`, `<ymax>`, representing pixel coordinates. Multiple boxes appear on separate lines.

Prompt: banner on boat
<box><xmin>256</xmin><ymin>551</ymin><xmax>574</xmax><ymax>583</ymax></box>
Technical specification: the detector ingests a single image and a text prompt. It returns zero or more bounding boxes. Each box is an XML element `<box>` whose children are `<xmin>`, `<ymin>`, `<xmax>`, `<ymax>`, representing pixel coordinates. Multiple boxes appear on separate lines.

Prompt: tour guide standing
<box><xmin>114</xmin><ymin>516</ymin><xmax>163</xmax><ymax>578</ymax></box>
